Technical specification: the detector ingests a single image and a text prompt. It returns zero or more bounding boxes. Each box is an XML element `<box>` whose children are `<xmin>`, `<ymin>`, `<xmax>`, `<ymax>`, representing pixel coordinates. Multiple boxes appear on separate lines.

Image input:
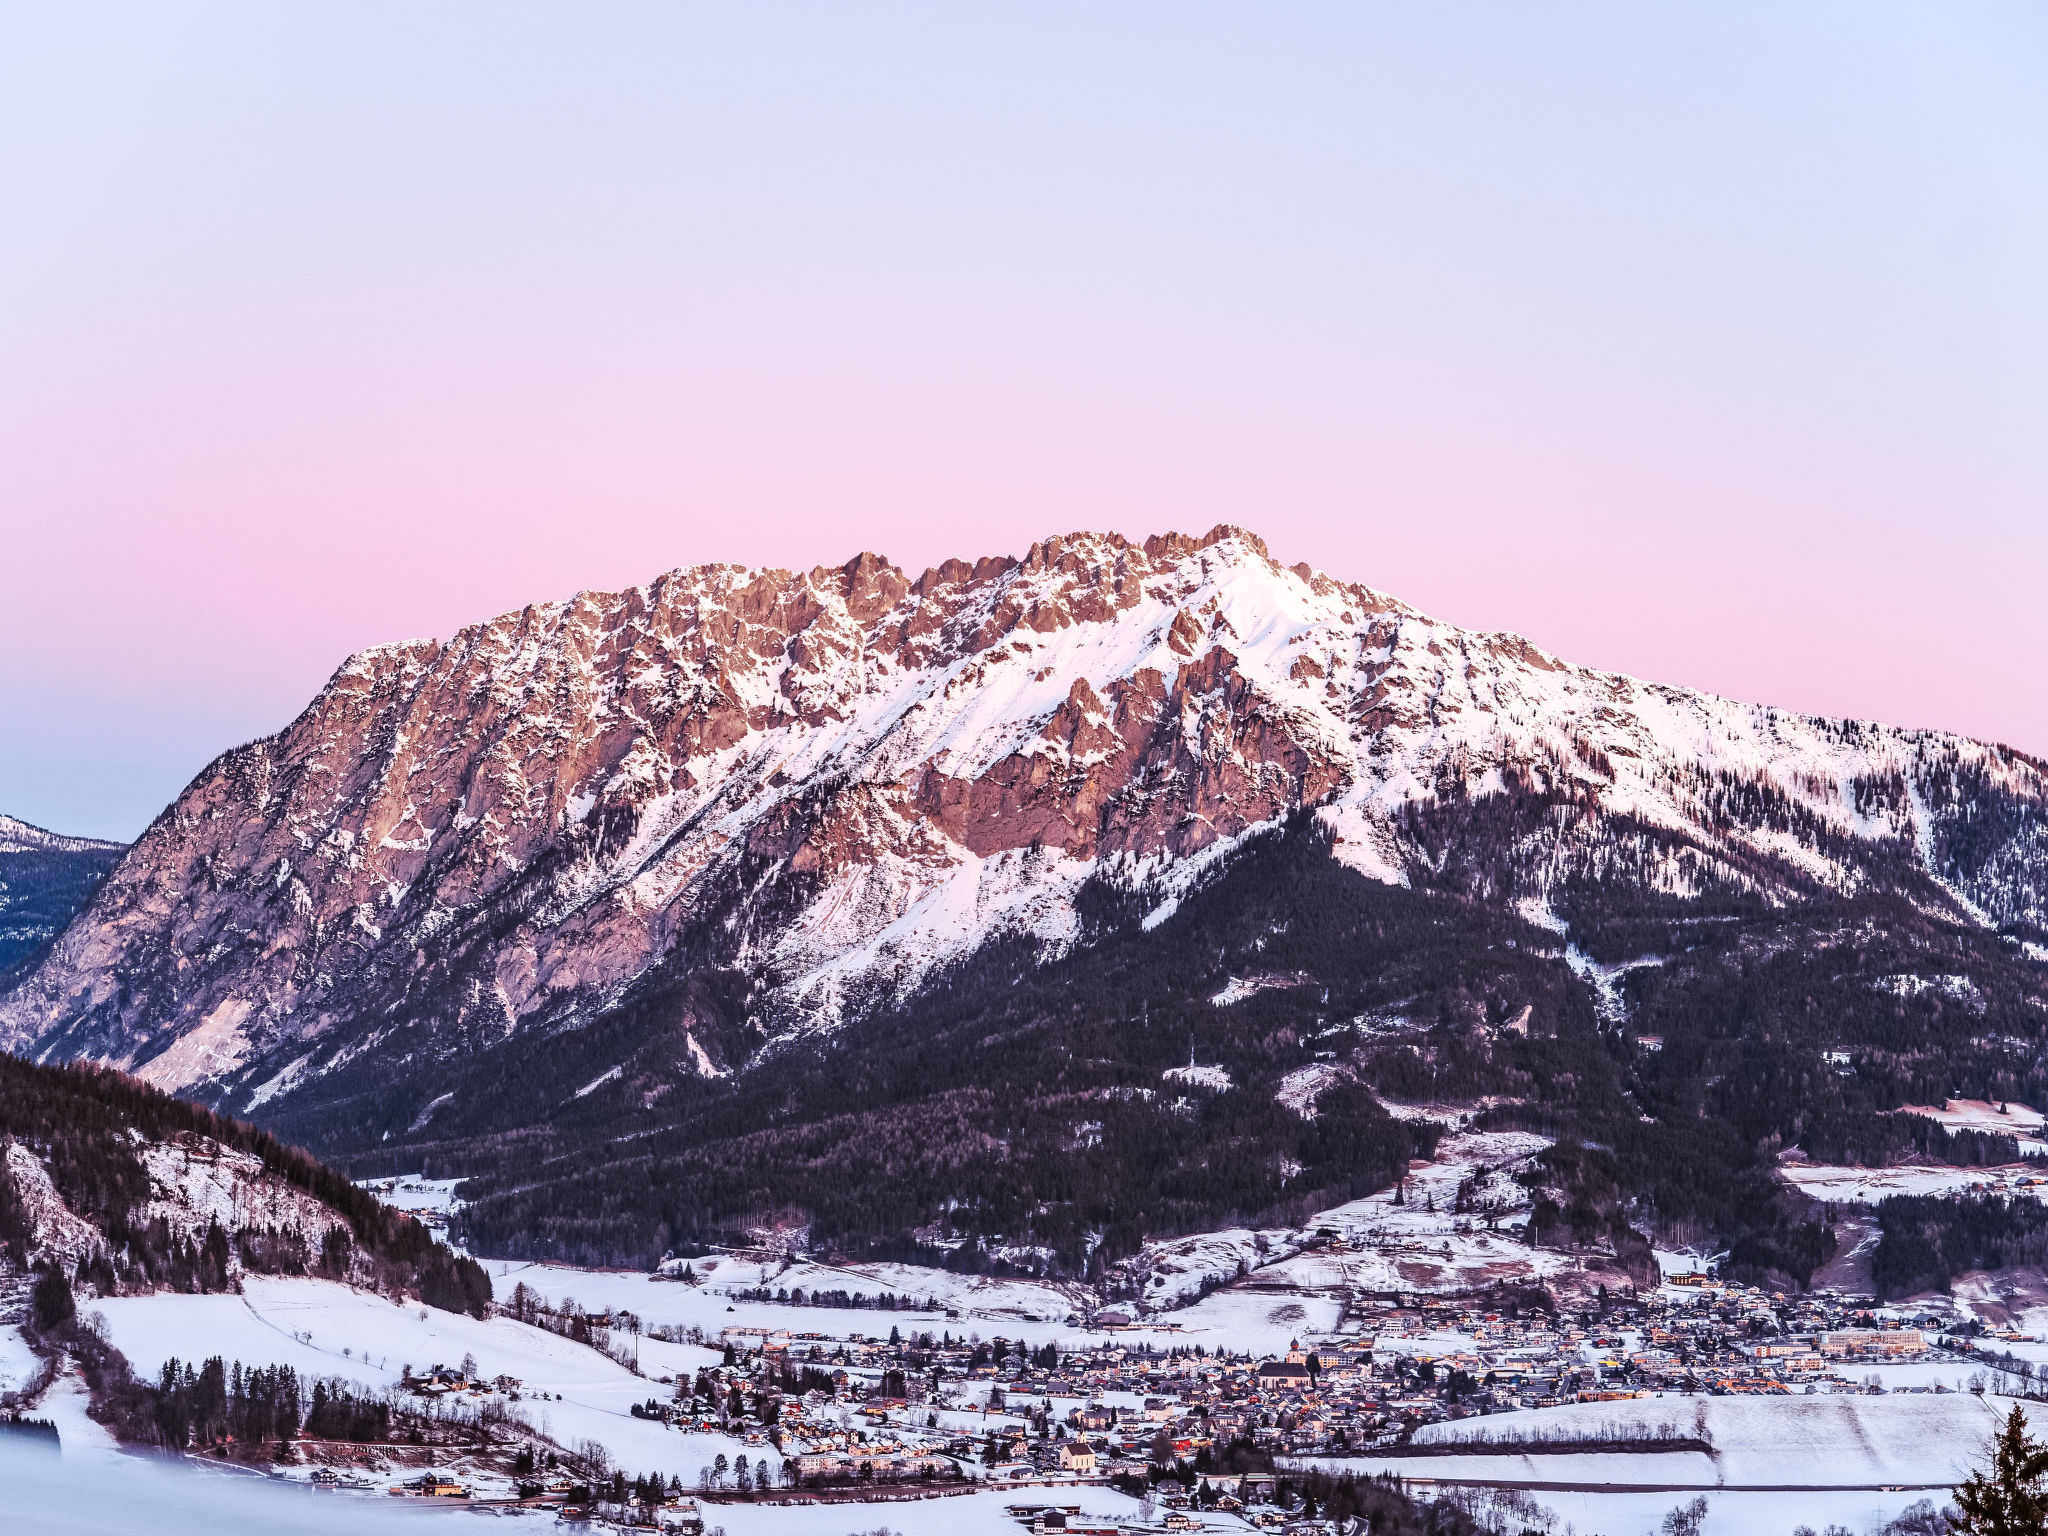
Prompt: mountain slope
<box><xmin>0</xmin><ymin>816</ymin><xmax>125</xmax><ymax>977</ymax></box>
<box><xmin>4</xmin><ymin>528</ymin><xmax>2042</xmax><ymax>1106</ymax></box>
<box><xmin>2</xmin><ymin>527</ymin><xmax>2045</xmax><ymax>1277</ymax></box>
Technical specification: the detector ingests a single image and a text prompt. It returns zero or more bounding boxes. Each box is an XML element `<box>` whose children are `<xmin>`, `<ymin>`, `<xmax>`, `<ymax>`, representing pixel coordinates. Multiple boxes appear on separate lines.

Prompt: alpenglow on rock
<box><xmin>2</xmin><ymin>526</ymin><xmax>2043</xmax><ymax>1114</ymax></box>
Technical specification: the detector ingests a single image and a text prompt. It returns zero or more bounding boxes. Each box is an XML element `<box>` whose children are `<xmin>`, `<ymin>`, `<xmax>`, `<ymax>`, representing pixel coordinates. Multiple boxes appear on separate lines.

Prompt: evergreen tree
<box><xmin>1953</xmin><ymin>1405</ymin><xmax>2048</xmax><ymax>1536</ymax></box>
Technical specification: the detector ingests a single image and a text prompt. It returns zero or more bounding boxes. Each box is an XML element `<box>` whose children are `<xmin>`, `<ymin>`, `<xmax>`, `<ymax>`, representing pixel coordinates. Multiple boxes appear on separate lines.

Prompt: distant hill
<box><xmin>0</xmin><ymin>815</ymin><xmax>123</xmax><ymax>976</ymax></box>
<box><xmin>0</xmin><ymin>1052</ymin><xmax>489</xmax><ymax>1315</ymax></box>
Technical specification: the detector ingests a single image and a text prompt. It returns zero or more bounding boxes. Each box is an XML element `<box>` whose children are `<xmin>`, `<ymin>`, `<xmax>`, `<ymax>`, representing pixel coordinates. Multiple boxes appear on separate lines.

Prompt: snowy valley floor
<box><xmin>24</xmin><ymin>1259</ymin><xmax>2019</xmax><ymax>1536</ymax></box>
<box><xmin>20</xmin><ymin>1123</ymin><xmax>2048</xmax><ymax>1534</ymax></box>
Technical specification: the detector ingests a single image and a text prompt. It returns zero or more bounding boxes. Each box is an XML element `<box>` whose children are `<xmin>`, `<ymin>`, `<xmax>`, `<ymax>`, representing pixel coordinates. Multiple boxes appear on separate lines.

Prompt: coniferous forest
<box><xmin>0</xmin><ymin>1053</ymin><xmax>489</xmax><ymax>1313</ymax></box>
<box><xmin>246</xmin><ymin>809</ymin><xmax>2048</xmax><ymax>1293</ymax></box>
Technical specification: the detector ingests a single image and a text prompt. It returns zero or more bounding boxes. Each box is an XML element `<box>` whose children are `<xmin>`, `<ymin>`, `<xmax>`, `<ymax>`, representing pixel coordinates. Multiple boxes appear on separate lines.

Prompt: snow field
<box><xmin>358</xmin><ymin>1175</ymin><xmax>467</xmax><ymax>1217</ymax></box>
<box><xmin>1780</xmin><ymin>1162</ymin><xmax>2048</xmax><ymax>1203</ymax></box>
<box><xmin>1531</xmin><ymin>1487</ymin><xmax>1939</xmax><ymax>1536</ymax></box>
<box><xmin>0</xmin><ymin>1320</ymin><xmax>42</xmax><ymax>1396</ymax></box>
<box><xmin>493</xmin><ymin>1259</ymin><xmax>1115</xmax><ymax>1353</ymax></box>
<box><xmin>37</xmin><ymin>1368</ymin><xmax>125</xmax><ymax>1464</ymax></box>
<box><xmin>1363</xmin><ymin>1391</ymin><xmax>2013</xmax><ymax>1489</ymax></box>
<box><xmin>524</xmin><ymin>1254</ymin><xmax>1078</xmax><ymax>1324</ymax></box>
<box><xmin>1652</xmin><ymin>1248</ymin><xmax>1715</xmax><ymax>1279</ymax></box>
<box><xmin>91</xmin><ymin>1276</ymin><xmax>744</xmax><ymax>1484</ymax></box>
<box><xmin>704</xmin><ymin>1484</ymin><xmax>1147</xmax><ymax>1536</ymax></box>
<box><xmin>1102</xmin><ymin>1287</ymin><xmax>1345</xmax><ymax>1358</ymax></box>
<box><xmin>1902</xmin><ymin>1098</ymin><xmax>2046</xmax><ymax>1135</ymax></box>
<box><xmin>1</xmin><ymin>1434</ymin><xmax>501</xmax><ymax>1534</ymax></box>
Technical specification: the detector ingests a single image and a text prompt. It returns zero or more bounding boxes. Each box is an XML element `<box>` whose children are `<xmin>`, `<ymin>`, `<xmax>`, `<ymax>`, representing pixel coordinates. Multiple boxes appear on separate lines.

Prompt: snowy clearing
<box><xmin>1341</xmin><ymin>1390</ymin><xmax>2012</xmax><ymax>1488</ymax></box>
<box><xmin>0</xmin><ymin>1320</ymin><xmax>42</xmax><ymax>1396</ymax></box>
<box><xmin>1274</xmin><ymin>1061</ymin><xmax>1349</xmax><ymax>1118</ymax></box>
<box><xmin>2</xmin><ymin>1434</ymin><xmax>467</xmax><ymax>1533</ymax></box>
<box><xmin>357</xmin><ymin>1174</ymin><xmax>468</xmax><ymax>1217</ymax></box>
<box><xmin>505</xmin><ymin>1257</ymin><xmax>1087</xmax><ymax>1343</ymax></box>
<box><xmin>92</xmin><ymin>1276</ymin><xmax>738</xmax><ymax>1484</ymax></box>
<box><xmin>1780</xmin><ymin>1161</ymin><xmax>2048</xmax><ymax>1204</ymax></box>
<box><xmin>1530</xmin><ymin>1487</ymin><xmax>1937</xmax><ymax>1536</ymax></box>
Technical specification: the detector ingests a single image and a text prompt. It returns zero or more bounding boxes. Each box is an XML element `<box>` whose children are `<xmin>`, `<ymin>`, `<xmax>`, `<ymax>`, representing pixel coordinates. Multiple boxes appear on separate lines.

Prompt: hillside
<box><xmin>0</xmin><ymin>816</ymin><xmax>124</xmax><ymax>977</ymax></box>
<box><xmin>0</xmin><ymin>1053</ymin><xmax>489</xmax><ymax>1314</ymax></box>
<box><xmin>2</xmin><ymin>526</ymin><xmax>2045</xmax><ymax>1278</ymax></box>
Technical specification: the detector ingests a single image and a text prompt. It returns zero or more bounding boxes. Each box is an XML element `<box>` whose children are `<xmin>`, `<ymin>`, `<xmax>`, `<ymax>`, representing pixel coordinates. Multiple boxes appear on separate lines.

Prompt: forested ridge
<box><xmin>279</xmin><ymin>807</ymin><xmax>2048</xmax><ymax>1292</ymax></box>
<box><xmin>0</xmin><ymin>1053</ymin><xmax>489</xmax><ymax>1314</ymax></box>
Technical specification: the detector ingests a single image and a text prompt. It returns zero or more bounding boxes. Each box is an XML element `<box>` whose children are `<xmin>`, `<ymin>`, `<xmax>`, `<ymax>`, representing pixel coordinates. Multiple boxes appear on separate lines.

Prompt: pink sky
<box><xmin>4</xmin><ymin>5</ymin><xmax>2044</xmax><ymax>839</ymax></box>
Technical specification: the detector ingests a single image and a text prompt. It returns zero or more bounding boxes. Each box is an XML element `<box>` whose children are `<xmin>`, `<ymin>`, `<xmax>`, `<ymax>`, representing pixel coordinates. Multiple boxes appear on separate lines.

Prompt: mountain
<box><xmin>2</xmin><ymin>527</ymin><xmax>2045</xmax><ymax>1280</ymax></box>
<box><xmin>0</xmin><ymin>1051</ymin><xmax>490</xmax><ymax>1313</ymax></box>
<box><xmin>0</xmin><ymin>816</ymin><xmax>125</xmax><ymax>977</ymax></box>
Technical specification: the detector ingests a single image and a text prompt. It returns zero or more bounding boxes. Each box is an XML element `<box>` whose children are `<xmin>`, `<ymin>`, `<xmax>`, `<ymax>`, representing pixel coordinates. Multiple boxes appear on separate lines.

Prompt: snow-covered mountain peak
<box><xmin>2</xmin><ymin>526</ymin><xmax>2042</xmax><ymax>1110</ymax></box>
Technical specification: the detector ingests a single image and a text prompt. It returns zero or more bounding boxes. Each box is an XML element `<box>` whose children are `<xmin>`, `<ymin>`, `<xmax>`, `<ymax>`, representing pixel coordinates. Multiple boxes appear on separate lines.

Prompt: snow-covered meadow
<box><xmin>90</xmin><ymin>1274</ymin><xmax>738</xmax><ymax>1484</ymax></box>
<box><xmin>1</xmin><ymin>1433</ymin><xmax>504</xmax><ymax>1535</ymax></box>
<box><xmin>1381</xmin><ymin>1390</ymin><xmax>2009</xmax><ymax>1487</ymax></box>
<box><xmin>1527</xmin><ymin>1487</ymin><xmax>1940</xmax><ymax>1536</ymax></box>
<box><xmin>0</xmin><ymin>1319</ymin><xmax>42</xmax><ymax>1397</ymax></box>
<box><xmin>490</xmin><ymin>1256</ymin><xmax>1091</xmax><ymax>1348</ymax></box>
<box><xmin>355</xmin><ymin>1175</ymin><xmax>466</xmax><ymax>1217</ymax></box>
<box><xmin>1298</xmin><ymin>1392</ymin><xmax>2010</xmax><ymax>1536</ymax></box>
<box><xmin>1780</xmin><ymin>1160</ymin><xmax>2048</xmax><ymax>1204</ymax></box>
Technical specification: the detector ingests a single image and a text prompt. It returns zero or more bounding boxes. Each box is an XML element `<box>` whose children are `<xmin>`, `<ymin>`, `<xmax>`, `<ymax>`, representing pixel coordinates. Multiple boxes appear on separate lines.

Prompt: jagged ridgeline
<box><xmin>0</xmin><ymin>1054</ymin><xmax>489</xmax><ymax>1315</ymax></box>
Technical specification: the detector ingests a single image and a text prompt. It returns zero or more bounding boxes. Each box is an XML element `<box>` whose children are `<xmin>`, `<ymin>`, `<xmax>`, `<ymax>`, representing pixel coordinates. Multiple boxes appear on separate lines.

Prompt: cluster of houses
<box><xmin>642</xmin><ymin>1270</ymin><xmax>2012</xmax><ymax>1499</ymax></box>
<box><xmin>402</xmin><ymin>1362</ymin><xmax>527</xmax><ymax>1400</ymax></box>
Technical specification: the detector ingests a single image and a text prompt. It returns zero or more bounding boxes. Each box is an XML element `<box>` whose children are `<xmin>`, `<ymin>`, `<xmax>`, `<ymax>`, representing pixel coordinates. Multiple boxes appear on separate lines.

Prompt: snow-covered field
<box><xmin>1904</xmin><ymin>1098</ymin><xmax>2046</xmax><ymax>1135</ymax></box>
<box><xmin>35</xmin><ymin>1368</ymin><xmax>125</xmax><ymax>1464</ymax></box>
<box><xmin>493</xmin><ymin>1256</ymin><xmax>1091</xmax><ymax>1346</ymax></box>
<box><xmin>357</xmin><ymin>1175</ymin><xmax>466</xmax><ymax>1217</ymax></box>
<box><xmin>1780</xmin><ymin>1161</ymin><xmax>2048</xmax><ymax>1203</ymax></box>
<box><xmin>91</xmin><ymin>1275</ymin><xmax>736</xmax><ymax>1483</ymax></box>
<box><xmin>2</xmin><ymin>1432</ymin><xmax>490</xmax><ymax>1533</ymax></box>
<box><xmin>1652</xmin><ymin>1248</ymin><xmax>1715</xmax><ymax>1278</ymax></box>
<box><xmin>0</xmin><ymin>1320</ymin><xmax>42</xmax><ymax>1397</ymax></box>
<box><xmin>1110</xmin><ymin>1286</ymin><xmax>1348</xmax><ymax>1358</ymax></box>
<box><xmin>1334</xmin><ymin>1390</ymin><xmax>2011</xmax><ymax>1489</ymax></box>
<box><xmin>1529</xmin><ymin>1487</ymin><xmax>1939</xmax><ymax>1536</ymax></box>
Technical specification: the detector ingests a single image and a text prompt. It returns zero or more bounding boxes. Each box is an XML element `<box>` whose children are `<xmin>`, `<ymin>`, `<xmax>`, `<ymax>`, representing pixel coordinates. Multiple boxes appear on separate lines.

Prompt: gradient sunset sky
<box><xmin>4</xmin><ymin>4</ymin><xmax>2045</xmax><ymax>840</ymax></box>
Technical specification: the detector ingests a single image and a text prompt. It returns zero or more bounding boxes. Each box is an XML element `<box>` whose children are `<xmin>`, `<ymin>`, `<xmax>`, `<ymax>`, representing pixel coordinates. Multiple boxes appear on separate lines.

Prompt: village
<box><xmin>727</xmin><ymin>1287</ymin><xmax>1987</xmax><ymax>1456</ymax></box>
<box><xmin>390</xmin><ymin>1264</ymin><xmax>2011</xmax><ymax>1532</ymax></box>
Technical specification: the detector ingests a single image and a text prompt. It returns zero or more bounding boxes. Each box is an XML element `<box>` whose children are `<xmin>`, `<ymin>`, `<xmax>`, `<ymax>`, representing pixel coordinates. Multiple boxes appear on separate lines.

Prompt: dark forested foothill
<box><xmin>295</xmin><ymin>809</ymin><xmax>2048</xmax><ymax>1289</ymax></box>
<box><xmin>98</xmin><ymin>775</ymin><xmax>2033</xmax><ymax>1296</ymax></box>
<box><xmin>0</xmin><ymin>1053</ymin><xmax>489</xmax><ymax>1314</ymax></box>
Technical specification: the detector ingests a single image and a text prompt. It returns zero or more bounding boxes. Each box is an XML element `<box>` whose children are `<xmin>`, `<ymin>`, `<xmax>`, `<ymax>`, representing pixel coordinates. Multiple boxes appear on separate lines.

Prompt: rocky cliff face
<box><xmin>3</xmin><ymin>527</ymin><xmax>2045</xmax><ymax>1119</ymax></box>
